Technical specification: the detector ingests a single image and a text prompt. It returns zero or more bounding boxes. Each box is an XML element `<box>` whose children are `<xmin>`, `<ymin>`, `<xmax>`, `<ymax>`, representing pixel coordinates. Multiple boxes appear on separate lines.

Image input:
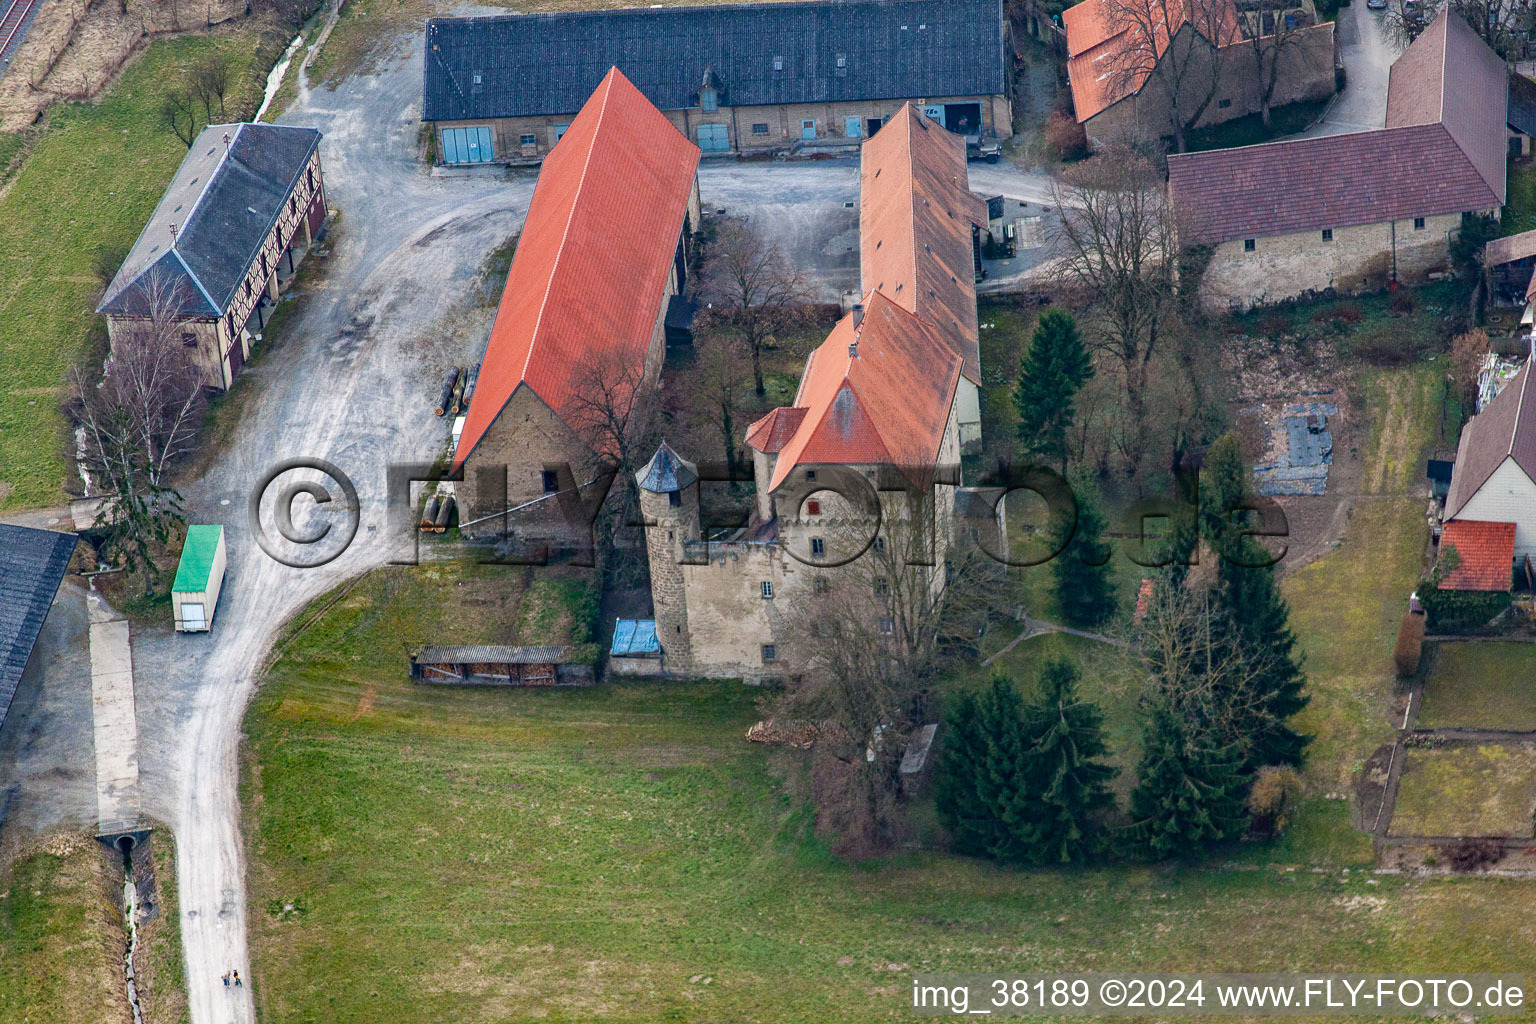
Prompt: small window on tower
<box><xmin>806</xmin><ymin>499</ymin><xmax>821</xmax><ymax>515</ymax></box>
<box><xmin>875</xmin><ymin>577</ymin><xmax>890</xmax><ymax>596</ymax></box>
<box><xmin>761</xmin><ymin>581</ymin><xmax>774</xmax><ymax>599</ymax></box>
<box><xmin>762</xmin><ymin>644</ymin><xmax>777</xmax><ymax>662</ymax></box>
<box><xmin>805</xmin><ymin>470</ymin><xmax>816</xmax><ymax>482</ymax></box>
<box><xmin>542</xmin><ymin>470</ymin><xmax>559</xmax><ymax>494</ymax></box>
<box><xmin>811</xmin><ymin>537</ymin><xmax>825</xmax><ymax>557</ymax></box>
<box><xmin>669</xmin><ymin>490</ymin><xmax>682</xmax><ymax>507</ymax></box>
<box><xmin>814</xmin><ymin>577</ymin><xmax>829</xmax><ymax>594</ymax></box>
<box><xmin>877</xmin><ymin>616</ymin><xmax>894</xmax><ymax>635</ymax></box>
<box><xmin>1243</xmin><ymin>238</ymin><xmax>1256</xmax><ymax>252</ymax></box>
<box><xmin>181</xmin><ymin>332</ymin><xmax>198</xmax><ymax>348</ymax></box>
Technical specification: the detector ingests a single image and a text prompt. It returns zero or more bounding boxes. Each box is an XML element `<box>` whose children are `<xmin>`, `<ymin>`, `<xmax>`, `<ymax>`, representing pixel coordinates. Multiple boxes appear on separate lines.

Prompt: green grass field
<box><xmin>0</xmin><ymin>32</ymin><xmax>266</xmax><ymax>512</ymax></box>
<box><xmin>0</xmin><ymin>837</ymin><xmax>125</xmax><ymax>1023</ymax></box>
<box><xmin>1418</xmin><ymin>643</ymin><xmax>1536</xmax><ymax>732</ymax></box>
<box><xmin>237</xmin><ymin>359</ymin><xmax>1472</xmax><ymax>1021</ymax></box>
<box><xmin>1390</xmin><ymin>744</ymin><xmax>1536</xmax><ymax>838</ymax></box>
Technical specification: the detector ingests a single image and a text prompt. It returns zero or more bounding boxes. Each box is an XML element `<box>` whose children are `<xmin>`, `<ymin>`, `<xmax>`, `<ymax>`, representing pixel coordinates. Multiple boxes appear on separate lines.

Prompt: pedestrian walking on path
<box><xmin>233</xmin><ymin>970</ymin><xmax>242</xmax><ymax>987</ymax></box>
<box><xmin>222</xmin><ymin>973</ymin><xmax>230</xmax><ymax>987</ymax></box>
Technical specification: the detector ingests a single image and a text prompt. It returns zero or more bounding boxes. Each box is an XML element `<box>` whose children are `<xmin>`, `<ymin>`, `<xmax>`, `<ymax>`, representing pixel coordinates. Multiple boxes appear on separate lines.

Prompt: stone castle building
<box><xmin>636</xmin><ymin>105</ymin><xmax>992</xmax><ymax>679</ymax></box>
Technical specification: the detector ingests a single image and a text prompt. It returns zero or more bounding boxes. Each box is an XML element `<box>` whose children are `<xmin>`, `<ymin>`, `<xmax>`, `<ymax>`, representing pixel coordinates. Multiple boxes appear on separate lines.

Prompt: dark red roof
<box><xmin>453</xmin><ymin>68</ymin><xmax>699</xmax><ymax>470</ymax></box>
<box><xmin>1438</xmin><ymin>519</ymin><xmax>1516</xmax><ymax>591</ymax></box>
<box><xmin>1168</xmin><ymin>11</ymin><xmax>1505</xmax><ymax>245</ymax></box>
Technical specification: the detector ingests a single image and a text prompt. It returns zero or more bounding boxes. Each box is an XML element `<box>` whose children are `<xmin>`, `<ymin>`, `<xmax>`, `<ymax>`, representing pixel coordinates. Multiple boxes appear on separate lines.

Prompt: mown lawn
<box><xmin>1418</xmin><ymin>643</ymin><xmax>1536</xmax><ymax>732</ymax></box>
<box><xmin>1275</xmin><ymin>365</ymin><xmax>1440</xmax><ymax>859</ymax></box>
<box><xmin>0</xmin><ymin>837</ymin><xmax>126</xmax><ymax>1024</ymax></box>
<box><xmin>0</xmin><ymin>32</ymin><xmax>266</xmax><ymax>512</ymax></box>
<box><xmin>247</xmin><ymin>571</ymin><xmax>1536</xmax><ymax>1021</ymax></box>
<box><xmin>1502</xmin><ymin>158</ymin><xmax>1536</xmax><ymax>237</ymax></box>
<box><xmin>1390</xmin><ymin>743</ymin><xmax>1536</xmax><ymax>838</ymax></box>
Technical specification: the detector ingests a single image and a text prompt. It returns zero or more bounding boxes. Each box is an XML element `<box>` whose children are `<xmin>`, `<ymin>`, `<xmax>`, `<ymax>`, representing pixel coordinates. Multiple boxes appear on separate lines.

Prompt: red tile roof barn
<box><xmin>766</xmin><ymin>290</ymin><xmax>962</xmax><ymax>491</ymax></box>
<box><xmin>1167</xmin><ymin>10</ymin><xmax>1506</xmax><ymax>246</ymax></box>
<box><xmin>452</xmin><ymin>67</ymin><xmax>699</xmax><ymax>471</ymax></box>
<box><xmin>1063</xmin><ymin>0</ymin><xmax>1241</xmax><ymax>123</ymax></box>
<box><xmin>1437</xmin><ymin>519</ymin><xmax>1516</xmax><ymax>591</ymax></box>
<box><xmin>1445</xmin><ymin>361</ymin><xmax>1536</xmax><ymax>519</ymax></box>
<box><xmin>860</xmin><ymin>104</ymin><xmax>988</xmax><ymax>384</ymax></box>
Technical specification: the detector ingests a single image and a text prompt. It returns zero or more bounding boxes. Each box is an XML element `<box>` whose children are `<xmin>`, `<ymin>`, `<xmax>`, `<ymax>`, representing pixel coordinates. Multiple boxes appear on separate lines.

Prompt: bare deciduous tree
<box><xmin>1242</xmin><ymin>13</ymin><xmax>1326</xmax><ymax>130</ymax></box>
<box><xmin>161</xmin><ymin>87</ymin><xmax>198</xmax><ymax>148</ymax></box>
<box><xmin>1049</xmin><ymin>146</ymin><xmax>1178</xmax><ymax>472</ymax></box>
<box><xmin>689</xmin><ymin>329</ymin><xmax>754</xmax><ymax>475</ymax></box>
<box><xmin>1381</xmin><ymin>0</ymin><xmax>1533</xmax><ymax>56</ymax></box>
<box><xmin>564</xmin><ymin>345</ymin><xmax>660</xmax><ymax>517</ymax></box>
<box><xmin>1100</xmin><ymin>0</ymin><xmax>1238</xmax><ymax>151</ymax></box>
<box><xmin>777</xmin><ymin>505</ymin><xmax>1005</xmax><ymax>854</ymax></box>
<box><xmin>696</xmin><ymin>218</ymin><xmax>815</xmax><ymax>397</ymax></box>
<box><xmin>194</xmin><ymin>54</ymin><xmax>231</xmax><ymax>120</ymax></box>
<box><xmin>72</xmin><ymin>272</ymin><xmax>206</xmax><ymax>594</ymax></box>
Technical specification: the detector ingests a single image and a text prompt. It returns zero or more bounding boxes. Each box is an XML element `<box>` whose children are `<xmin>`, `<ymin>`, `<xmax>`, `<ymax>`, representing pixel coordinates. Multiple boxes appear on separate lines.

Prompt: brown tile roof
<box><xmin>860</xmin><ymin>104</ymin><xmax>987</xmax><ymax>384</ymax></box>
<box><xmin>745</xmin><ymin>406</ymin><xmax>807</xmax><ymax>453</ymax></box>
<box><xmin>452</xmin><ymin>68</ymin><xmax>699</xmax><ymax>471</ymax></box>
<box><xmin>1386</xmin><ymin>9</ymin><xmax>1507</xmax><ymax>204</ymax></box>
<box><xmin>1168</xmin><ymin>11</ymin><xmax>1506</xmax><ymax>245</ymax></box>
<box><xmin>1437</xmin><ymin>519</ymin><xmax>1516</xmax><ymax>591</ymax></box>
<box><xmin>1063</xmin><ymin>0</ymin><xmax>1241</xmax><ymax>123</ymax></box>
<box><xmin>1484</xmin><ymin>228</ymin><xmax>1536</xmax><ymax>267</ymax></box>
<box><xmin>1446</xmin><ymin>361</ymin><xmax>1536</xmax><ymax>517</ymax></box>
<box><xmin>766</xmin><ymin>289</ymin><xmax>962</xmax><ymax>491</ymax></box>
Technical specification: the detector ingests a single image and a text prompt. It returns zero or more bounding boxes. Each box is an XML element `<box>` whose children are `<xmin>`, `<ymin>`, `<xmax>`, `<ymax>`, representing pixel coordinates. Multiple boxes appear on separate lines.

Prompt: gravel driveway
<box><xmin>106</xmin><ymin>23</ymin><xmax>1072</xmax><ymax>1024</ymax></box>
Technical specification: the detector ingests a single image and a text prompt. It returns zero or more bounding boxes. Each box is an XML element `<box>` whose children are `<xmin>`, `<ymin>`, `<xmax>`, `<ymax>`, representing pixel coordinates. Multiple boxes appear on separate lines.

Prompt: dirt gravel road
<box><xmin>128</xmin><ymin>34</ymin><xmax>533</xmax><ymax>1024</ymax></box>
<box><xmin>121</xmin><ymin>25</ymin><xmax>1072</xmax><ymax>1024</ymax></box>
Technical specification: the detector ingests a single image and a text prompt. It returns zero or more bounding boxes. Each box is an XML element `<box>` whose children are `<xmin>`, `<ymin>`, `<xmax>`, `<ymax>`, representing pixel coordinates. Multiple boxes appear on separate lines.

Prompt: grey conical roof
<box><xmin>636</xmin><ymin>440</ymin><xmax>698</xmax><ymax>493</ymax></box>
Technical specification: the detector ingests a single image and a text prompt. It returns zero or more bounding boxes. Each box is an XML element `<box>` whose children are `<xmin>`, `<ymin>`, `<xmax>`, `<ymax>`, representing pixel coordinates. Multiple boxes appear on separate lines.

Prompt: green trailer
<box><xmin>172</xmin><ymin>525</ymin><xmax>226</xmax><ymax>632</ymax></box>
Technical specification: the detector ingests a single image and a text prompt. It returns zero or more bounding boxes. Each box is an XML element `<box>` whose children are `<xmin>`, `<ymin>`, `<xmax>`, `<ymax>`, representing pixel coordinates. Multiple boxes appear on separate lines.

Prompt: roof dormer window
<box><xmin>836</xmin><ymin>53</ymin><xmax>847</xmax><ymax>68</ymax></box>
<box><xmin>701</xmin><ymin>87</ymin><xmax>718</xmax><ymax>112</ymax></box>
<box><xmin>773</xmin><ymin>56</ymin><xmax>784</xmax><ymax>70</ymax></box>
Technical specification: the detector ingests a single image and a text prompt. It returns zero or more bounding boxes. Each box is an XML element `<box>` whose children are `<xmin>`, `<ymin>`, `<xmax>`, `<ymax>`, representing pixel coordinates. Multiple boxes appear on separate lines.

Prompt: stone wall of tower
<box><xmin>639</xmin><ymin>481</ymin><xmax>700</xmax><ymax>673</ymax></box>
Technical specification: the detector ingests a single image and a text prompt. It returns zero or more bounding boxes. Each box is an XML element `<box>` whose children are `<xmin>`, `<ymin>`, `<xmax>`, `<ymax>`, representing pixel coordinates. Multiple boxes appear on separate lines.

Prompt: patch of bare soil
<box><xmin>1218</xmin><ymin>334</ymin><xmax>1362</xmax><ymax>574</ymax></box>
<box><xmin>0</xmin><ymin>0</ymin><xmax>252</xmax><ymax>131</ymax></box>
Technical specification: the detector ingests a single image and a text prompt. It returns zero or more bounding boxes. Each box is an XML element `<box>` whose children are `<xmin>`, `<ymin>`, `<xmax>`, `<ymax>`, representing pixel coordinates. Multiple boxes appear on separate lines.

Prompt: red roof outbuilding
<box><xmin>1438</xmin><ymin>519</ymin><xmax>1516</xmax><ymax>592</ymax></box>
<box><xmin>453</xmin><ymin>68</ymin><xmax>700</xmax><ymax>471</ymax></box>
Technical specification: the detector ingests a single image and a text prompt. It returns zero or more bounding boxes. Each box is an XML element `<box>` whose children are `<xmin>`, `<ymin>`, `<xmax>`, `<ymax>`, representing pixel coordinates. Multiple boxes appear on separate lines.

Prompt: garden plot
<box><xmin>1418</xmin><ymin>643</ymin><xmax>1536</xmax><ymax>732</ymax></box>
<box><xmin>1389</xmin><ymin>742</ymin><xmax>1536</xmax><ymax>838</ymax></box>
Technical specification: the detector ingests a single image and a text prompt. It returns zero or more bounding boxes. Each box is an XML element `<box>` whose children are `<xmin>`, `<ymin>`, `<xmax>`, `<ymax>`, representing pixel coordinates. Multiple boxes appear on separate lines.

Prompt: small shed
<box><xmin>172</xmin><ymin>526</ymin><xmax>226</xmax><ymax>632</ymax></box>
<box><xmin>609</xmin><ymin>618</ymin><xmax>662</xmax><ymax>676</ymax></box>
<box><xmin>409</xmin><ymin>644</ymin><xmax>592</xmax><ymax>685</ymax></box>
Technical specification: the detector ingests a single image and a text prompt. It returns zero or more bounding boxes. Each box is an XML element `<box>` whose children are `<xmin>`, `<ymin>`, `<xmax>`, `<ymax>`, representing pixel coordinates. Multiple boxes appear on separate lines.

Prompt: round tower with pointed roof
<box><xmin>636</xmin><ymin>441</ymin><xmax>700</xmax><ymax>673</ymax></box>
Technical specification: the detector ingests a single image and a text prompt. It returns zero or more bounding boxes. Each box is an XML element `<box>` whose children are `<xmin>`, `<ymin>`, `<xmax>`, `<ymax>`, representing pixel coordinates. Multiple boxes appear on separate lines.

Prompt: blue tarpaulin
<box><xmin>1253</xmin><ymin>401</ymin><xmax>1337</xmax><ymax>497</ymax></box>
<box><xmin>611</xmin><ymin>619</ymin><xmax>660</xmax><ymax>656</ymax></box>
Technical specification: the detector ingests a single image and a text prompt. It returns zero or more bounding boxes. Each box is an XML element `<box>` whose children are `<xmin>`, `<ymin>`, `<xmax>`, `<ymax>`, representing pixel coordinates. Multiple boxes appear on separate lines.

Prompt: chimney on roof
<box><xmin>849</xmin><ymin>341</ymin><xmax>858</xmax><ymax>359</ymax></box>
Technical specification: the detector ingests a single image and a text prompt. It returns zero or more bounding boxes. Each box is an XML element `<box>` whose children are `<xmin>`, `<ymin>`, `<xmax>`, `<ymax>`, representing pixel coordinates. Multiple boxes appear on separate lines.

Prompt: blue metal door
<box><xmin>801</xmin><ymin>118</ymin><xmax>816</xmax><ymax>140</ymax></box>
<box><xmin>696</xmin><ymin>123</ymin><xmax>729</xmax><ymax>153</ymax></box>
<box><xmin>441</xmin><ymin>126</ymin><xmax>494</xmax><ymax>164</ymax></box>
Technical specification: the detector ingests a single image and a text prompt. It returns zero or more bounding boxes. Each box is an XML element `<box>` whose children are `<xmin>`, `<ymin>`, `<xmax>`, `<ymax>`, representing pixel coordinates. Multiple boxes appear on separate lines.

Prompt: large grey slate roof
<box><xmin>423</xmin><ymin>0</ymin><xmax>1006</xmax><ymax>123</ymax></box>
<box><xmin>0</xmin><ymin>526</ymin><xmax>75</xmax><ymax>737</ymax></box>
<box><xmin>98</xmin><ymin>122</ymin><xmax>321</xmax><ymax>319</ymax></box>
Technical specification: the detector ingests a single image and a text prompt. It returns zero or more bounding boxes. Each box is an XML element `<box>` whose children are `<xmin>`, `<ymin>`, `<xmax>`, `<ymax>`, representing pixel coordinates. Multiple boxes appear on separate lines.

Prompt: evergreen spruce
<box><xmin>1014</xmin><ymin>310</ymin><xmax>1094</xmax><ymax>470</ymax></box>
<box><xmin>1200</xmin><ymin>433</ymin><xmax>1310</xmax><ymax>769</ymax></box>
<box><xmin>936</xmin><ymin>677</ymin><xmax>1031</xmax><ymax>860</ymax></box>
<box><xmin>1018</xmin><ymin>659</ymin><xmax>1115</xmax><ymax>864</ymax></box>
<box><xmin>1216</xmin><ymin>546</ymin><xmax>1310</xmax><ymax>769</ymax></box>
<box><xmin>1126</xmin><ymin>703</ymin><xmax>1249</xmax><ymax>859</ymax></box>
<box><xmin>934</xmin><ymin>689</ymin><xmax>996</xmax><ymax>857</ymax></box>
<box><xmin>1049</xmin><ymin>476</ymin><xmax>1116</xmax><ymax>628</ymax></box>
